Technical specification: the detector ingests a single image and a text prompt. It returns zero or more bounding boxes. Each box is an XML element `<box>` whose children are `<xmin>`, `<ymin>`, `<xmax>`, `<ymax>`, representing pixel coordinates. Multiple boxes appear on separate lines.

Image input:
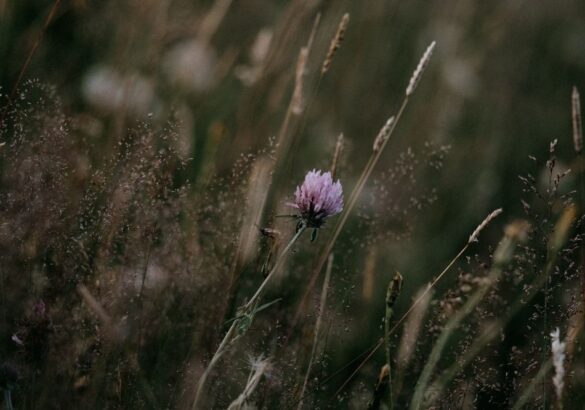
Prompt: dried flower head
<box><xmin>406</xmin><ymin>41</ymin><xmax>436</xmax><ymax>97</ymax></box>
<box><xmin>290</xmin><ymin>169</ymin><xmax>343</xmax><ymax>230</ymax></box>
<box><xmin>322</xmin><ymin>13</ymin><xmax>350</xmax><ymax>75</ymax></box>
<box><xmin>468</xmin><ymin>208</ymin><xmax>503</xmax><ymax>244</ymax></box>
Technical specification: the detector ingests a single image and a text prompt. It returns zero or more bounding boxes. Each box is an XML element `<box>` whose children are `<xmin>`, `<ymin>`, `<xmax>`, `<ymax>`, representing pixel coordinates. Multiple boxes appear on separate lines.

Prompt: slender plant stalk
<box><xmin>367</xmin><ymin>365</ymin><xmax>390</xmax><ymax>410</ymax></box>
<box><xmin>331</xmin><ymin>337</ymin><xmax>384</xmax><ymax>402</ymax></box>
<box><xmin>192</xmin><ymin>226</ymin><xmax>306</xmax><ymax>410</ymax></box>
<box><xmin>409</xmin><ymin>266</ymin><xmax>505</xmax><ymax>410</ymax></box>
<box><xmin>223</xmin><ymin>15</ymin><xmax>320</xmax><ymax>327</ymax></box>
<box><xmin>228</xmin><ymin>357</ymin><xmax>269</xmax><ymax>410</ymax></box>
<box><xmin>426</xmin><ymin>253</ymin><xmax>560</xmax><ymax>403</ymax></box>
<box><xmin>384</xmin><ymin>272</ymin><xmax>403</xmax><ymax>410</ymax></box>
<box><xmin>410</xmin><ymin>227</ymin><xmax>520</xmax><ymax>410</ymax></box>
<box><xmin>574</xmin><ymin>86</ymin><xmax>585</xmax><ymax>362</ymax></box>
<box><xmin>331</xmin><ymin>241</ymin><xmax>471</xmax><ymax>400</ymax></box>
<box><xmin>196</xmin><ymin>0</ymin><xmax>233</xmax><ymax>46</ymax></box>
<box><xmin>293</xmin><ymin>41</ymin><xmax>437</xmax><ymax>330</ymax></box>
<box><xmin>394</xmin><ymin>287</ymin><xmax>433</xmax><ymax>398</ymax></box>
<box><xmin>426</xmin><ymin>209</ymin><xmax>575</xmax><ymax>404</ymax></box>
<box><xmin>297</xmin><ymin>253</ymin><xmax>334</xmax><ymax>410</ymax></box>
<box><xmin>291</xmin><ymin>40</ymin><xmax>441</xmax><ymax>329</ymax></box>
<box><xmin>4</xmin><ymin>391</ymin><xmax>13</xmax><ymax>410</ymax></box>
<box><xmin>511</xmin><ymin>358</ymin><xmax>552</xmax><ymax>410</ymax></box>
<box><xmin>328</xmin><ymin>208</ymin><xmax>501</xmax><ymax>400</ymax></box>
<box><xmin>1</xmin><ymin>0</ymin><xmax>61</xmax><ymax>125</ymax></box>
<box><xmin>390</xmin><ymin>244</ymin><xmax>468</xmax><ymax>335</ymax></box>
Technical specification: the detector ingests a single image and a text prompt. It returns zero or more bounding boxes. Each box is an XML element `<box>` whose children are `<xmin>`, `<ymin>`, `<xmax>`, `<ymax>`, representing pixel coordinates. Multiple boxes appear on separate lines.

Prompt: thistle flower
<box><xmin>290</xmin><ymin>170</ymin><xmax>343</xmax><ymax>234</ymax></box>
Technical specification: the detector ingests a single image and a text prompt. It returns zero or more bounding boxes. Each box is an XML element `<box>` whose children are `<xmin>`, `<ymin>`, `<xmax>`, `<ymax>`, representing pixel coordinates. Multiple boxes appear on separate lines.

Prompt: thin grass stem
<box><xmin>384</xmin><ymin>272</ymin><xmax>403</xmax><ymax>409</ymax></box>
<box><xmin>512</xmin><ymin>358</ymin><xmax>553</xmax><ymax>410</ymax></box>
<box><xmin>297</xmin><ymin>253</ymin><xmax>334</xmax><ymax>409</ymax></box>
<box><xmin>192</xmin><ymin>226</ymin><xmax>306</xmax><ymax>409</ymax></box>
<box><xmin>410</xmin><ymin>228</ymin><xmax>521</xmax><ymax>410</ymax></box>
<box><xmin>426</xmin><ymin>210</ymin><xmax>575</xmax><ymax>404</ymax></box>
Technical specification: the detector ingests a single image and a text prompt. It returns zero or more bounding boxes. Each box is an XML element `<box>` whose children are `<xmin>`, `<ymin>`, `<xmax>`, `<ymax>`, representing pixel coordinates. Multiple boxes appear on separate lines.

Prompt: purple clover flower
<box><xmin>290</xmin><ymin>170</ymin><xmax>343</xmax><ymax>231</ymax></box>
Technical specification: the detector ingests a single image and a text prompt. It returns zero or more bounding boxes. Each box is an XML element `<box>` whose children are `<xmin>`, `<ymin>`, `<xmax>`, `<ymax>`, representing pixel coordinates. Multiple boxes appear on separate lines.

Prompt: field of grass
<box><xmin>1</xmin><ymin>1</ymin><xmax>585</xmax><ymax>409</ymax></box>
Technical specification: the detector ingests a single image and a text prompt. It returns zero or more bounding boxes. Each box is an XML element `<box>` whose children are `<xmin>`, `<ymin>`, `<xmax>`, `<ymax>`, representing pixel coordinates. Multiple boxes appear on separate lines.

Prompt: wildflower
<box><xmin>290</xmin><ymin>170</ymin><xmax>343</xmax><ymax>239</ymax></box>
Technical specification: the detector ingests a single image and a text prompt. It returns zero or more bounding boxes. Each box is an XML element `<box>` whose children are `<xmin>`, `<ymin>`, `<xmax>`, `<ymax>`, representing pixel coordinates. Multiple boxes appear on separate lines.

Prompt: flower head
<box><xmin>290</xmin><ymin>169</ymin><xmax>343</xmax><ymax>229</ymax></box>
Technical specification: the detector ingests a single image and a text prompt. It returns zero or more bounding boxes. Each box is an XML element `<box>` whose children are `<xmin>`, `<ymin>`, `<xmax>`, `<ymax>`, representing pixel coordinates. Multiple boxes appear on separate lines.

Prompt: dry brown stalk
<box><xmin>405</xmin><ymin>41</ymin><xmax>436</xmax><ymax>96</ymax></box>
<box><xmin>330</xmin><ymin>133</ymin><xmax>344</xmax><ymax>180</ymax></box>
<box><xmin>468</xmin><ymin>208</ymin><xmax>503</xmax><ymax>243</ymax></box>
<box><xmin>321</xmin><ymin>13</ymin><xmax>350</xmax><ymax>75</ymax></box>
<box><xmin>372</xmin><ymin>116</ymin><xmax>396</xmax><ymax>153</ymax></box>
<box><xmin>197</xmin><ymin>0</ymin><xmax>233</xmax><ymax>46</ymax></box>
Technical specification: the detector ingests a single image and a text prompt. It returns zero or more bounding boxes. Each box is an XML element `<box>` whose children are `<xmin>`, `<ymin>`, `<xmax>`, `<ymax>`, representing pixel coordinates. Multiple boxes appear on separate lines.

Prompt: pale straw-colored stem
<box><xmin>192</xmin><ymin>226</ymin><xmax>306</xmax><ymax>409</ymax></box>
<box><xmin>297</xmin><ymin>253</ymin><xmax>334</xmax><ymax>410</ymax></box>
<box><xmin>389</xmin><ymin>243</ymin><xmax>468</xmax><ymax>335</ymax></box>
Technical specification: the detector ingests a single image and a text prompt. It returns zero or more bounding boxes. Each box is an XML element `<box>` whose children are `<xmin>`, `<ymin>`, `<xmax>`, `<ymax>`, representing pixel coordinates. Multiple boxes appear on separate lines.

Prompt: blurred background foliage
<box><xmin>0</xmin><ymin>0</ymin><xmax>585</xmax><ymax>408</ymax></box>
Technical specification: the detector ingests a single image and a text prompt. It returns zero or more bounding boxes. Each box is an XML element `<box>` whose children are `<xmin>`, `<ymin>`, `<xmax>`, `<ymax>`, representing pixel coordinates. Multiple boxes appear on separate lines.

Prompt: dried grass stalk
<box><xmin>321</xmin><ymin>13</ymin><xmax>350</xmax><ymax>75</ymax></box>
<box><xmin>405</xmin><ymin>41</ymin><xmax>436</xmax><ymax>96</ymax></box>
<box><xmin>238</xmin><ymin>157</ymin><xmax>272</xmax><ymax>265</ymax></box>
<box><xmin>572</xmin><ymin>86</ymin><xmax>583</xmax><ymax>154</ymax></box>
<box><xmin>468</xmin><ymin>208</ymin><xmax>503</xmax><ymax>243</ymax></box>
<box><xmin>384</xmin><ymin>272</ymin><xmax>403</xmax><ymax>409</ymax></box>
<box><xmin>361</xmin><ymin>246</ymin><xmax>377</xmax><ymax>303</ymax></box>
<box><xmin>227</xmin><ymin>357</ymin><xmax>270</xmax><ymax>410</ymax></box>
<box><xmin>411</xmin><ymin>222</ymin><xmax>522</xmax><ymax>409</ymax></box>
<box><xmin>292</xmin><ymin>47</ymin><xmax>309</xmax><ymax>114</ymax></box>
<box><xmin>290</xmin><ymin>13</ymin><xmax>321</xmax><ymax>115</ymax></box>
<box><xmin>197</xmin><ymin>0</ymin><xmax>233</xmax><ymax>45</ymax></box>
<box><xmin>367</xmin><ymin>365</ymin><xmax>390</xmax><ymax>410</ymax></box>
<box><xmin>330</xmin><ymin>133</ymin><xmax>344</xmax><ymax>179</ymax></box>
<box><xmin>372</xmin><ymin>116</ymin><xmax>395</xmax><ymax>152</ymax></box>
<box><xmin>396</xmin><ymin>287</ymin><xmax>433</xmax><ymax>377</ymax></box>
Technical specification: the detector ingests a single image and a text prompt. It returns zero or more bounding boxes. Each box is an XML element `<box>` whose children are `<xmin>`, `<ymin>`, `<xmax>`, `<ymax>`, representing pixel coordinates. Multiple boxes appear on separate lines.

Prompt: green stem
<box><xmin>410</xmin><ymin>231</ymin><xmax>519</xmax><ymax>410</ymax></box>
<box><xmin>511</xmin><ymin>358</ymin><xmax>552</xmax><ymax>410</ymax></box>
<box><xmin>427</xmin><ymin>257</ymin><xmax>557</xmax><ymax>403</ymax></box>
<box><xmin>4</xmin><ymin>390</ymin><xmax>13</xmax><ymax>410</ymax></box>
<box><xmin>330</xmin><ymin>243</ymin><xmax>469</xmax><ymax>401</ymax></box>
<box><xmin>389</xmin><ymin>244</ymin><xmax>468</xmax><ymax>336</ymax></box>
<box><xmin>427</xmin><ymin>208</ymin><xmax>574</xmax><ymax>404</ymax></box>
<box><xmin>409</xmin><ymin>265</ymin><xmax>504</xmax><ymax>410</ymax></box>
<box><xmin>192</xmin><ymin>226</ymin><xmax>306</xmax><ymax>409</ymax></box>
